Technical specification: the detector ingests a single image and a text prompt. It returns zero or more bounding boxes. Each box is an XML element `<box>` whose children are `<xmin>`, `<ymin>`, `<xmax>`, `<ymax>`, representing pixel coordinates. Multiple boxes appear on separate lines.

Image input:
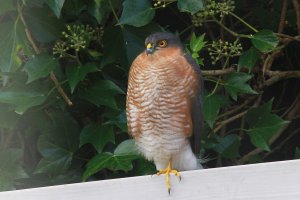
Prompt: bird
<box><xmin>126</xmin><ymin>32</ymin><xmax>203</xmax><ymax>193</ymax></box>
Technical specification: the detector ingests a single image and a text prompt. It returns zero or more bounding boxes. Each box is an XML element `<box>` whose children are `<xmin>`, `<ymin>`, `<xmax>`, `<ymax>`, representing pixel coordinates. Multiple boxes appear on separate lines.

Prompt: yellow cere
<box><xmin>146</xmin><ymin>43</ymin><xmax>153</xmax><ymax>49</ymax></box>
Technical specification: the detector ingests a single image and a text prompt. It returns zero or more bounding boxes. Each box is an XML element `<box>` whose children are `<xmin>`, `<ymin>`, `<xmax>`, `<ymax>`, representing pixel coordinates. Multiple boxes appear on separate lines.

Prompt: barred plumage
<box><xmin>126</xmin><ymin>32</ymin><xmax>203</xmax><ymax>171</ymax></box>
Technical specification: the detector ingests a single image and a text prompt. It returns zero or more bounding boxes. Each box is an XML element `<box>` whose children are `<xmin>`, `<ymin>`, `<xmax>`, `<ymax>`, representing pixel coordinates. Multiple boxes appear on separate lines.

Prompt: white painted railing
<box><xmin>1</xmin><ymin>159</ymin><xmax>300</xmax><ymax>200</ymax></box>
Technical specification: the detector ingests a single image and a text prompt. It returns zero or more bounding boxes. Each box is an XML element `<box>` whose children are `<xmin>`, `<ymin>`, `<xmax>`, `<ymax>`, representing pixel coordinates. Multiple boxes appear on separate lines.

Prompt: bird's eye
<box><xmin>157</xmin><ymin>40</ymin><xmax>167</xmax><ymax>48</ymax></box>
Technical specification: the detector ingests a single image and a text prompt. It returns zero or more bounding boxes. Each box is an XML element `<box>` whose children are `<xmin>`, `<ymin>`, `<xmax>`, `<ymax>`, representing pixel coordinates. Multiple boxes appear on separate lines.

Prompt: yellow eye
<box><xmin>157</xmin><ymin>40</ymin><xmax>167</xmax><ymax>48</ymax></box>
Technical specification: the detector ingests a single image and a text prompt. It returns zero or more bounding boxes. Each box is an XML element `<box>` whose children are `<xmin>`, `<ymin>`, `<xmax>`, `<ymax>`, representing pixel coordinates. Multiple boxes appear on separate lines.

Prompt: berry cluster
<box><xmin>192</xmin><ymin>0</ymin><xmax>235</xmax><ymax>27</ymax></box>
<box><xmin>53</xmin><ymin>24</ymin><xmax>103</xmax><ymax>58</ymax></box>
<box><xmin>153</xmin><ymin>0</ymin><xmax>166</xmax><ymax>8</ymax></box>
<box><xmin>208</xmin><ymin>39</ymin><xmax>242</xmax><ymax>64</ymax></box>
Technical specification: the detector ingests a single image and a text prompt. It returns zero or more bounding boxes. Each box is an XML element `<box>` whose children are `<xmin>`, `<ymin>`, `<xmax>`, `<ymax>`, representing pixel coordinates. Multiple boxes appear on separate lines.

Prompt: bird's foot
<box><xmin>156</xmin><ymin>162</ymin><xmax>181</xmax><ymax>194</ymax></box>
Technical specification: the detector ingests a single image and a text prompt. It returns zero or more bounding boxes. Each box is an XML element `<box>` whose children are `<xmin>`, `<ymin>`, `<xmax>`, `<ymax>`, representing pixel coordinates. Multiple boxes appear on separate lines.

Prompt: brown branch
<box><xmin>262</xmin><ymin>69</ymin><xmax>300</xmax><ymax>88</ymax></box>
<box><xmin>292</xmin><ymin>0</ymin><xmax>300</xmax><ymax>34</ymax></box>
<box><xmin>17</xmin><ymin>3</ymin><xmax>73</xmax><ymax>106</ymax></box>
<box><xmin>262</xmin><ymin>50</ymin><xmax>281</xmax><ymax>74</ymax></box>
<box><xmin>278</xmin><ymin>0</ymin><xmax>288</xmax><ymax>33</ymax></box>
<box><xmin>216</xmin><ymin>97</ymin><xmax>256</xmax><ymax>120</ymax></box>
<box><xmin>202</xmin><ymin>67</ymin><xmax>235</xmax><ymax>76</ymax></box>
<box><xmin>276</xmin><ymin>33</ymin><xmax>300</xmax><ymax>44</ymax></box>
<box><xmin>213</xmin><ymin>110</ymin><xmax>247</xmax><ymax>133</ymax></box>
<box><xmin>281</xmin><ymin>94</ymin><xmax>300</xmax><ymax>118</ymax></box>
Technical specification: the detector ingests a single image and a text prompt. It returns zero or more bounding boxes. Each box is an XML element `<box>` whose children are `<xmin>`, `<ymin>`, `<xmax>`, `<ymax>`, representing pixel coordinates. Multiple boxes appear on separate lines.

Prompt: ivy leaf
<box><xmin>213</xmin><ymin>135</ymin><xmax>241</xmax><ymax>158</ymax></box>
<box><xmin>203</xmin><ymin>94</ymin><xmax>227</xmax><ymax>128</ymax></box>
<box><xmin>24</xmin><ymin>54</ymin><xmax>58</xmax><ymax>83</ymax></box>
<box><xmin>80</xmin><ymin>124</ymin><xmax>115</xmax><ymax>153</ymax></box>
<box><xmin>105</xmin><ymin>111</ymin><xmax>128</xmax><ymax>132</ymax></box>
<box><xmin>118</xmin><ymin>0</ymin><xmax>155</xmax><ymax>27</ymax></box>
<box><xmin>24</xmin><ymin>7</ymin><xmax>65</xmax><ymax>43</ymax></box>
<box><xmin>83</xmin><ymin>153</ymin><xmax>136</xmax><ymax>181</ymax></box>
<box><xmin>177</xmin><ymin>0</ymin><xmax>204</xmax><ymax>14</ymax></box>
<box><xmin>0</xmin><ymin>90</ymin><xmax>46</xmax><ymax>114</ymax></box>
<box><xmin>224</xmin><ymin>72</ymin><xmax>257</xmax><ymax>101</ymax></box>
<box><xmin>190</xmin><ymin>33</ymin><xmax>206</xmax><ymax>53</ymax></box>
<box><xmin>35</xmin><ymin>112</ymin><xmax>80</xmax><ymax>175</ymax></box>
<box><xmin>83</xmin><ymin>139</ymin><xmax>139</xmax><ymax>181</ymax></box>
<box><xmin>114</xmin><ymin>139</ymin><xmax>139</xmax><ymax>156</ymax></box>
<box><xmin>245</xmin><ymin>100</ymin><xmax>288</xmax><ymax>151</ymax></box>
<box><xmin>238</xmin><ymin>47</ymin><xmax>260</xmax><ymax>71</ymax></box>
<box><xmin>0</xmin><ymin>104</ymin><xmax>20</xmax><ymax>129</ymax></box>
<box><xmin>79</xmin><ymin>80</ymin><xmax>124</xmax><ymax>109</ymax></box>
<box><xmin>44</xmin><ymin>0</ymin><xmax>65</xmax><ymax>18</ymax></box>
<box><xmin>134</xmin><ymin>158</ymin><xmax>156</xmax><ymax>175</ymax></box>
<box><xmin>88</xmin><ymin>0</ymin><xmax>116</xmax><ymax>24</ymax></box>
<box><xmin>0</xmin><ymin>149</ymin><xmax>28</xmax><ymax>191</ymax></box>
<box><xmin>66</xmin><ymin>63</ymin><xmax>98</xmax><ymax>93</ymax></box>
<box><xmin>251</xmin><ymin>29</ymin><xmax>279</xmax><ymax>53</ymax></box>
<box><xmin>0</xmin><ymin>0</ymin><xmax>15</xmax><ymax>15</ymax></box>
<box><xmin>0</xmin><ymin>20</ymin><xmax>30</xmax><ymax>85</ymax></box>
<box><xmin>102</xmin><ymin>24</ymin><xmax>161</xmax><ymax>68</ymax></box>
<box><xmin>101</xmin><ymin>26</ymin><xmax>127</xmax><ymax>67</ymax></box>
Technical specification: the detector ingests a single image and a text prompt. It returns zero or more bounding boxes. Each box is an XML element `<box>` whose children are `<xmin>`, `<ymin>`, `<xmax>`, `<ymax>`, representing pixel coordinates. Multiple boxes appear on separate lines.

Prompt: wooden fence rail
<box><xmin>1</xmin><ymin>159</ymin><xmax>300</xmax><ymax>200</ymax></box>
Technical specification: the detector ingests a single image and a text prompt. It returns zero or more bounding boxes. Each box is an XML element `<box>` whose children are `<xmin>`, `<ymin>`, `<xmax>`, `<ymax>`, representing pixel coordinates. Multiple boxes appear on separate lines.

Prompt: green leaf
<box><xmin>118</xmin><ymin>0</ymin><xmax>155</xmax><ymax>27</ymax></box>
<box><xmin>80</xmin><ymin>124</ymin><xmax>115</xmax><ymax>153</ymax></box>
<box><xmin>66</xmin><ymin>63</ymin><xmax>98</xmax><ymax>93</ymax></box>
<box><xmin>203</xmin><ymin>94</ymin><xmax>223</xmax><ymax>128</ymax></box>
<box><xmin>213</xmin><ymin>135</ymin><xmax>241</xmax><ymax>158</ymax></box>
<box><xmin>0</xmin><ymin>90</ymin><xmax>46</xmax><ymax>114</ymax></box>
<box><xmin>24</xmin><ymin>7</ymin><xmax>65</xmax><ymax>43</ymax></box>
<box><xmin>44</xmin><ymin>0</ymin><xmax>65</xmax><ymax>18</ymax></box>
<box><xmin>0</xmin><ymin>20</ymin><xmax>30</xmax><ymax>85</ymax></box>
<box><xmin>190</xmin><ymin>33</ymin><xmax>206</xmax><ymax>53</ymax></box>
<box><xmin>24</xmin><ymin>54</ymin><xmax>58</xmax><ymax>83</ymax></box>
<box><xmin>238</xmin><ymin>47</ymin><xmax>260</xmax><ymax>71</ymax></box>
<box><xmin>105</xmin><ymin>111</ymin><xmax>128</xmax><ymax>132</ymax></box>
<box><xmin>134</xmin><ymin>158</ymin><xmax>156</xmax><ymax>175</ymax></box>
<box><xmin>177</xmin><ymin>0</ymin><xmax>204</xmax><ymax>14</ymax></box>
<box><xmin>87</xmin><ymin>0</ymin><xmax>112</xmax><ymax>24</ymax></box>
<box><xmin>101</xmin><ymin>26</ymin><xmax>127</xmax><ymax>67</ymax></box>
<box><xmin>114</xmin><ymin>139</ymin><xmax>139</xmax><ymax>156</ymax></box>
<box><xmin>251</xmin><ymin>29</ymin><xmax>279</xmax><ymax>53</ymax></box>
<box><xmin>79</xmin><ymin>80</ymin><xmax>124</xmax><ymax>109</ymax></box>
<box><xmin>224</xmin><ymin>72</ymin><xmax>257</xmax><ymax>101</ymax></box>
<box><xmin>35</xmin><ymin>112</ymin><xmax>80</xmax><ymax>175</ymax></box>
<box><xmin>0</xmin><ymin>104</ymin><xmax>20</xmax><ymax>129</ymax></box>
<box><xmin>102</xmin><ymin>24</ymin><xmax>161</xmax><ymax>67</ymax></box>
<box><xmin>0</xmin><ymin>0</ymin><xmax>15</xmax><ymax>15</ymax></box>
<box><xmin>83</xmin><ymin>140</ymin><xmax>139</xmax><ymax>181</ymax></box>
<box><xmin>0</xmin><ymin>149</ymin><xmax>28</xmax><ymax>191</ymax></box>
<box><xmin>245</xmin><ymin>100</ymin><xmax>288</xmax><ymax>151</ymax></box>
<box><xmin>83</xmin><ymin>153</ymin><xmax>135</xmax><ymax>181</ymax></box>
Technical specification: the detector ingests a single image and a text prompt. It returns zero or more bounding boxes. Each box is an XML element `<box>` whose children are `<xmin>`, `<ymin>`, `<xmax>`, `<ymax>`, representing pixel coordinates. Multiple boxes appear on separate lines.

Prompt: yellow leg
<box><xmin>157</xmin><ymin>162</ymin><xmax>181</xmax><ymax>194</ymax></box>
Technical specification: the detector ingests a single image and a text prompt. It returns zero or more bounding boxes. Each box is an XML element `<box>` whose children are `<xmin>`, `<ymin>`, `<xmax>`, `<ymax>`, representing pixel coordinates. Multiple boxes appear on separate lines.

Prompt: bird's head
<box><xmin>144</xmin><ymin>32</ymin><xmax>183</xmax><ymax>55</ymax></box>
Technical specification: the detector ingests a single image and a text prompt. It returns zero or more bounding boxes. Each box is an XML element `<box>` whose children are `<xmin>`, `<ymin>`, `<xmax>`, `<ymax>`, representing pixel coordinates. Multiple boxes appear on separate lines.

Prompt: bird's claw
<box><xmin>156</xmin><ymin>162</ymin><xmax>181</xmax><ymax>194</ymax></box>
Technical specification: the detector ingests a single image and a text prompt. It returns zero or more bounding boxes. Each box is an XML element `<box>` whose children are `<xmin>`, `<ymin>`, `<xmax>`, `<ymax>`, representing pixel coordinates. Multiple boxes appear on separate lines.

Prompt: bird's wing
<box><xmin>184</xmin><ymin>53</ymin><xmax>204</xmax><ymax>156</ymax></box>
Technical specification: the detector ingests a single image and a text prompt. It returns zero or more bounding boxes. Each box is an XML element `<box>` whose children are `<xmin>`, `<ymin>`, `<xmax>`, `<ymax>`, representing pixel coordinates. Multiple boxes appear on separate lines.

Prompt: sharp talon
<box><xmin>156</xmin><ymin>162</ymin><xmax>181</xmax><ymax>194</ymax></box>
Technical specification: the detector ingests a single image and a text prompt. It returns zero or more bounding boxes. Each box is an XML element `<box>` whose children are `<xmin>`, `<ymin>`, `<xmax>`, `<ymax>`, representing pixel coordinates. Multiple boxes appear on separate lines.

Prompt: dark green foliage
<box><xmin>0</xmin><ymin>0</ymin><xmax>299</xmax><ymax>191</ymax></box>
<box><xmin>224</xmin><ymin>72</ymin><xmax>257</xmax><ymax>101</ymax></box>
<box><xmin>251</xmin><ymin>30</ymin><xmax>279</xmax><ymax>53</ymax></box>
<box><xmin>238</xmin><ymin>47</ymin><xmax>260</xmax><ymax>71</ymax></box>
<box><xmin>245</xmin><ymin>100</ymin><xmax>288</xmax><ymax>151</ymax></box>
<box><xmin>118</xmin><ymin>0</ymin><xmax>155</xmax><ymax>27</ymax></box>
<box><xmin>177</xmin><ymin>0</ymin><xmax>204</xmax><ymax>14</ymax></box>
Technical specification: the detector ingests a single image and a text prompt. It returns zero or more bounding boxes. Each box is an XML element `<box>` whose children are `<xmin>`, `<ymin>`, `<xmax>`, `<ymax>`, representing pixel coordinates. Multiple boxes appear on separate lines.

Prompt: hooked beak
<box><xmin>146</xmin><ymin>43</ymin><xmax>154</xmax><ymax>55</ymax></box>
